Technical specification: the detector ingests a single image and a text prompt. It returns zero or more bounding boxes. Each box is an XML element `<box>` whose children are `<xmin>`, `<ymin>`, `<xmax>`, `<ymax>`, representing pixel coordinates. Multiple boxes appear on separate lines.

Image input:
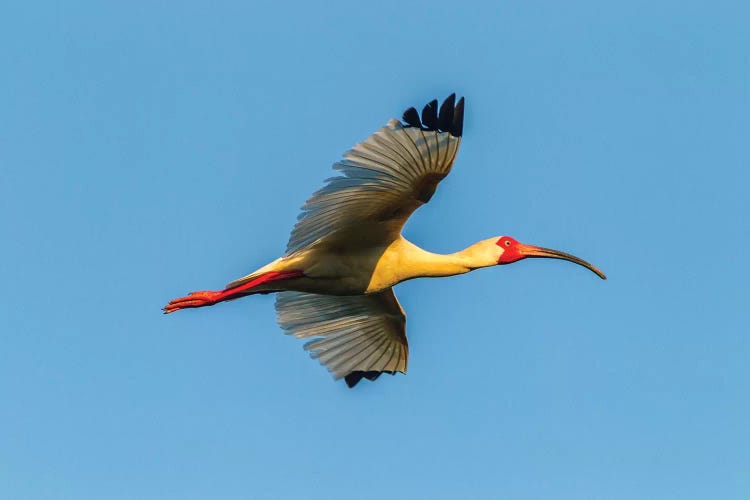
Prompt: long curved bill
<box><xmin>518</xmin><ymin>244</ymin><xmax>607</xmax><ymax>280</ymax></box>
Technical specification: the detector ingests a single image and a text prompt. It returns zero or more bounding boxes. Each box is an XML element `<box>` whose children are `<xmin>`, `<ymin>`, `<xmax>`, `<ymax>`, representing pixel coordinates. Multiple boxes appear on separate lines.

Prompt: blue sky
<box><xmin>1</xmin><ymin>1</ymin><xmax>748</xmax><ymax>499</ymax></box>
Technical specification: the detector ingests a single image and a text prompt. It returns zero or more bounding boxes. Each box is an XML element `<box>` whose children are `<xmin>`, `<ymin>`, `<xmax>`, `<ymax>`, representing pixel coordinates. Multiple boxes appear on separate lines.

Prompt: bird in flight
<box><xmin>164</xmin><ymin>94</ymin><xmax>606</xmax><ymax>387</ymax></box>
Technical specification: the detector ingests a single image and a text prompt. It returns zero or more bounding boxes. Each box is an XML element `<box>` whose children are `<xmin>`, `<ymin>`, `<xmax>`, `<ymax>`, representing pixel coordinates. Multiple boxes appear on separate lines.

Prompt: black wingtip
<box><xmin>402</xmin><ymin>107</ymin><xmax>422</xmax><ymax>128</ymax></box>
<box><xmin>421</xmin><ymin>99</ymin><xmax>439</xmax><ymax>130</ymax></box>
<box><xmin>401</xmin><ymin>94</ymin><xmax>464</xmax><ymax>138</ymax></box>
<box><xmin>438</xmin><ymin>94</ymin><xmax>456</xmax><ymax>134</ymax></box>
<box><xmin>344</xmin><ymin>371</ymin><xmax>390</xmax><ymax>388</ymax></box>
<box><xmin>345</xmin><ymin>372</ymin><xmax>364</xmax><ymax>388</ymax></box>
<box><xmin>452</xmin><ymin>97</ymin><xmax>464</xmax><ymax>137</ymax></box>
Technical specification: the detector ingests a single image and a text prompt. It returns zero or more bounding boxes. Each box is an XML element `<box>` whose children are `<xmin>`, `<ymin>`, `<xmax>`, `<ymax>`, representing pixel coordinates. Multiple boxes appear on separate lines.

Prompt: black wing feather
<box><xmin>402</xmin><ymin>107</ymin><xmax>422</xmax><ymax>128</ymax></box>
<box><xmin>438</xmin><ymin>93</ymin><xmax>456</xmax><ymax>134</ymax></box>
<box><xmin>421</xmin><ymin>99</ymin><xmax>439</xmax><ymax>130</ymax></box>
<box><xmin>452</xmin><ymin>97</ymin><xmax>465</xmax><ymax>137</ymax></box>
<box><xmin>345</xmin><ymin>370</ymin><xmax>395</xmax><ymax>388</ymax></box>
<box><xmin>401</xmin><ymin>94</ymin><xmax>464</xmax><ymax>138</ymax></box>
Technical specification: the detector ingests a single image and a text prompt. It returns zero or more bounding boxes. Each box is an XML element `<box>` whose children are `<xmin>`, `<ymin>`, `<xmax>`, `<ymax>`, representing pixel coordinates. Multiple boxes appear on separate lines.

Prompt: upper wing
<box><xmin>286</xmin><ymin>94</ymin><xmax>465</xmax><ymax>254</ymax></box>
<box><xmin>275</xmin><ymin>288</ymin><xmax>408</xmax><ymax>387</ymax></box>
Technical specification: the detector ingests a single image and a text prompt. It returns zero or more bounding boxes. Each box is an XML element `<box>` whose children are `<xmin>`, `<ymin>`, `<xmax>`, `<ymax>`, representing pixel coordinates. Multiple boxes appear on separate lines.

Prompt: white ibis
<box><xmin>165</xmin><ymin>94</ymin><xmax>606</xmax><ymax>387</ymax></box>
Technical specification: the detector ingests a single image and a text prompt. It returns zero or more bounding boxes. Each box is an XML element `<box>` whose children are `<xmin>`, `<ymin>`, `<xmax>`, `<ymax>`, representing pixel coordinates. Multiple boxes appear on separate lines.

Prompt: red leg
<box><xmin>163</xmin><ymin>270</ymin><xmax>304</xmax><ymax>314</ymax></box>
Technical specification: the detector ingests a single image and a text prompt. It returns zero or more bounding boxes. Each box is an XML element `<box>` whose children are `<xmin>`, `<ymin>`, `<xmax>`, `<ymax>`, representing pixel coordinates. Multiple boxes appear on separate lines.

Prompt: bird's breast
<box><xmin>365</xmin><ymin>238</ymin><xmax>437</xmax><ymax>293</ymax></box>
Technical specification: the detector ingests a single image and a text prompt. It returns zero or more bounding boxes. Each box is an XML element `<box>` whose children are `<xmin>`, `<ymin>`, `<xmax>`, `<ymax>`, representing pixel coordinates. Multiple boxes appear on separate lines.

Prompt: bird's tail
<box><xmin>163</xmin><ymin>270</ymin><xmax>304</xmax><ymax>314</ymax></box>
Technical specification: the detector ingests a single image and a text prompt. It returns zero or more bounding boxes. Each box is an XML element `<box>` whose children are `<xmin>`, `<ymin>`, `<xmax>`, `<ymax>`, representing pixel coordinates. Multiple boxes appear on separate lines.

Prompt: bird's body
<box><xmin>221</xmin><ymin>235</ymin><xmax>500</xmax><ymax>296</ymax></box>
<box><xmin>165</xmin><ymin>94</ymin><xmax>606</xmax><ymax>387</ymax></box>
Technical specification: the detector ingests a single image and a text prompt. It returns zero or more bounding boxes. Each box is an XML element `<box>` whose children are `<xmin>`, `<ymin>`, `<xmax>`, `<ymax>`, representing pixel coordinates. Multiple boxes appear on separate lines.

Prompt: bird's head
<box><xmin>495</xmin><ymin>236</ymin><xmax>606</xmax><ymax>279</ymax></box>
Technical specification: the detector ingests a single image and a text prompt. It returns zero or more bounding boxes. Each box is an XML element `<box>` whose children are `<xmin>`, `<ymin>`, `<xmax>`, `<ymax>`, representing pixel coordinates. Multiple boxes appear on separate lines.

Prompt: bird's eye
<box><xmin>504</xmin><ymin>240</ymin><xmax>511</xmax><ymax>247</ymax></box>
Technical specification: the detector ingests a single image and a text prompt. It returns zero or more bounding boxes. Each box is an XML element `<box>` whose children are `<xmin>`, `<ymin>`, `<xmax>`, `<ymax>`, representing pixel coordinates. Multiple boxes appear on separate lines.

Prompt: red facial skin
<box><xmin>496</xmin><ymin>236</ymin><xmax>524</xmax><ymax>264</ymax></box>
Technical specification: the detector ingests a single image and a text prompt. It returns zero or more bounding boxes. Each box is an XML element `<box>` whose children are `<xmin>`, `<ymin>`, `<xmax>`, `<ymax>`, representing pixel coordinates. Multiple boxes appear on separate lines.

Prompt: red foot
<box><xmin>163</xmin><ymin>290</ymin><xmax>223</xmax><ymax>314</ymax></box>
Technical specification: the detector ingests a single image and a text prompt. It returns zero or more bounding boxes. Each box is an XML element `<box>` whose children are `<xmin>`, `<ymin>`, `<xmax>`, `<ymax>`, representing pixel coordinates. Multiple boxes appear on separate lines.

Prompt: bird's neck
<box><xmin>366</xmin><ymin>237</ymin><xmax>501</xmax><ymax>292</ymax></box>
<box><xmin>396</xmin><ymin>237</ymin><xmax>500</xmax><ymax>280</ymax></box>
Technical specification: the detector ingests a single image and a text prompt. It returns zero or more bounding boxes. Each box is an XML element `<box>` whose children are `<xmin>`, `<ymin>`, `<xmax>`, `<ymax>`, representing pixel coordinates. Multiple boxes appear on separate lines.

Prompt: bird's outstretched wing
<box><xmin>275</xmin><ymin>288</ymin><xmax>408</xmax><ymax>387</ymax></box>
<box><xmin>286</xmin><ymin>94</ymin><xmax>464</xmax><ymax>254</ymax></box>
